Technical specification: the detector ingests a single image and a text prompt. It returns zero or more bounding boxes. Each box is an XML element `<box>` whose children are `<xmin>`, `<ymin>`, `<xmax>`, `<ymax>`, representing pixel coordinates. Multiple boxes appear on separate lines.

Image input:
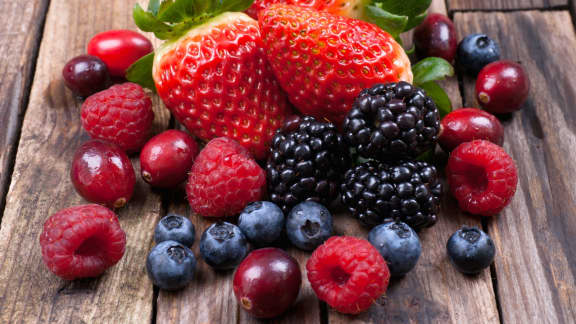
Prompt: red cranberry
<box><xmin>62</xmin><ymin>55</ymin><xmax>110</xmax><ymax>97</ymax></box>
<box><xmin>476</xmin><ymin>61</ymin><xmax>530</xmax><ymax>114</ymax></box>
<box><xmin>233</xmin><ymin>248</ymin><xmax>301</xmax><ymax>318</ymax></box>
<box><xmin>439</xmin><ymin>108</ymin><xmax>504</xmax><ymax>151</ymax></box>
<box><xmin>71</xmin><ymin>140</ymin><xmax>135</xmax><ymax>208</ymax></box>
<box><xmin>414</xmin><ymin>13</ymin><xmax>458</xmax><ymax>63</ymax></box>
<box><xmin>140</xmin><ymin>130</ymin><xmax>198</xmax><ymax>188</ymax></box>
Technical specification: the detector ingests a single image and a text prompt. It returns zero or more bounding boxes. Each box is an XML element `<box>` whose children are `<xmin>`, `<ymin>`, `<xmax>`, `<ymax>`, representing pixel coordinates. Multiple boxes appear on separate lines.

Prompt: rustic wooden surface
<box><xmin>0</xmin><ymin>0</ymin><xmax>575</xmax><ymax>323</ymax></box>
<box><xmin>455</xmin><ymin>11</ymin><xmax>576</xmax><ymax>324</ymax></box>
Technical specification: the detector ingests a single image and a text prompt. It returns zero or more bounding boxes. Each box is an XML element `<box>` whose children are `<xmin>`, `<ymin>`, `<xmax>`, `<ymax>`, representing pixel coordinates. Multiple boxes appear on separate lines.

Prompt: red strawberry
<box><xmin>246</xmin><ymin>0</ymin><xmax>367</xmax><ymax>20</ymax></box>
<box><xmin>131</xmin><ymin>2</ymin><xmax>291</xmax><ymax>160</ymax></box>
<box><xmin>258</xmin><ymin>4</ymin><xmax>412</xmax><ymax>124</ymax></box>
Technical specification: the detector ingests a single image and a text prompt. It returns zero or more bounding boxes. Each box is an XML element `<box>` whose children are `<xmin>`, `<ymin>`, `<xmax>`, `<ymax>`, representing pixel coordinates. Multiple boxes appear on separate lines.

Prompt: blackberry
<box><xmin>266</xmin><ymin>116</ymin><xmax>350</xmax><ymax>212</ymax></box>
<box><xmin>341</xmin><ymin>160</ymin><xmax>442</xmax><ymax>230</ymax></box>
<box><xmin>343</xmin><ymin>82</ymin><xmax>440</xmax><ymax>161</ymax></box>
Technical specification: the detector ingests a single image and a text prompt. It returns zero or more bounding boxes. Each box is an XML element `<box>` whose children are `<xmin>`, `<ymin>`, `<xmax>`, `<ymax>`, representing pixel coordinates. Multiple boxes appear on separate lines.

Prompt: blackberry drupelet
<box><xmin>341</xmin><ymin>160</ymin><xmax>442</xmax><ymax>230</ymax></box>
<box><xmin>343</xmin><ymin>82</ymin><xmax>440</xmax><ymax>161</ymax></box>
<box><xmin>266</xmin><ymin>116</ymin><xmax>351</xmax><ymax>212</ymax></box>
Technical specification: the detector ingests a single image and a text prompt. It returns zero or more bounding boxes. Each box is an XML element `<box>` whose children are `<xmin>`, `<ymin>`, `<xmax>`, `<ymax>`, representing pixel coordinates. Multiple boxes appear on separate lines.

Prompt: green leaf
<box><xmin>157</xmin><ymin>0</ymin><xmax>196</xmax><ymax>23</ymax></box>
<box><xmin>419</xmin><ymin>81</ymin><xmax>452</xmax><ymax>117</ymax></box>
<box><xmin>373</xmin><ymin>0</ymin><xmax>432</xmax><ymax>17</ymax></box>
<box><xmin>412</xmin><ymin>57</ymin><xmax>454</xmax><ymax>85</ymax></box>
<box><xmin>220</xmin><ymin>0</ymin><xmax>255</xmax><ymax>12</ymax></box>
<box><xmin>364</xmin><ymin>5</ymin><xmax>408</xmax><ymax>38</ymax></box>
<box><xmin>126</xmin><ymin>52</ymin><xmax>156</xmax><ymax>91</ymax></box>
<box><xmin>133</xmin><ymin>4</ymin><xmax>174</xmax><ymax>39</ymax></box>
<box><xmin>404</xmin><ymin>11</ymin><xmax>427</xmax><ymax>31</ymax></box>
<box><xmin>147</xmin><ymin>0</ymin><xmax>161</xmax><ymax>15</ymax></box>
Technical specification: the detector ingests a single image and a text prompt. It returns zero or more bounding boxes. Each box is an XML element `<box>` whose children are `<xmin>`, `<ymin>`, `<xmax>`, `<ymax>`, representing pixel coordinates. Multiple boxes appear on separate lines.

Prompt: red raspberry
<box><xmin>447</xmin><ymin>140</ymin><xmax>518</xmax><ymax>216</ymax></box>
<box><xmin>186</xmin><ymin>137</ymin><xmax>266</xmax><ymax>217</ymax></box>
<box><xmin>81</xmin><ymin>83</ymin><xmax>154</xmax><ymax>152</ymax></box>
<box><xmin>306</xmin><ymin>236</ymin><xmax>390</xmax><ymax>314</ymax></box>
<box><xmin>39</xmin><ymin>204</ymin><xmax>126</xmax><ymax>280</ymax></box>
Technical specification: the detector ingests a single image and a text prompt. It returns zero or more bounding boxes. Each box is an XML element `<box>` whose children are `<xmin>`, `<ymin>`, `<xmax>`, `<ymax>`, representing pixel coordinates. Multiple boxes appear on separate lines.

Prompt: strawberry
<box><xmin>259</xmin><ymin>4</ymin><xmax>412</xmax><ymax>125</ymax></box>
<box><xmin>130</xmin><ymin>0</ymin><xmax>291</xmax><ymax>160</ymax></box>
<box><xmin>246</xmin><ymin>0</ymin><xmax>367</xmax><ymax>20</ymax></box>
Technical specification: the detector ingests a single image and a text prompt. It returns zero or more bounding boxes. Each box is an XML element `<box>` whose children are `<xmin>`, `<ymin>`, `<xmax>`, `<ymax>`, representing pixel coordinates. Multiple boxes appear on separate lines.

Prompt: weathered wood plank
<box><xmin>455</xmin><ymin>10</ymin><xmax>576</xmax><ymax>324</ymax></box>
<box><xmin>0</xmin><ymin>0</ymin><xmax>50</xmax><ymax>220</ymax></box>
<box><xmin>328</xmin><ymin>2</ymin><xmax>500</xmax><ymax>323</ymax></box>
<box><xmin>447</xmin><ymin>0</ymin><xmax>567</xmax><ymax>11</ymax></box>
<box><xmin>0</xmin><ymin>0</ymin><xmax>170</xmax><ymax>323</ymax></box>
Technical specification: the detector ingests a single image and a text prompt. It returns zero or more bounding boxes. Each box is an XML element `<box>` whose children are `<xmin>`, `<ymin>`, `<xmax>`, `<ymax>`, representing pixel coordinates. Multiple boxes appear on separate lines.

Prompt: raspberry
<box><xmin>186</xmin><ymin>137</ymin><xmax>266</xmax><ymax>217</ymax></box>
<box><xmin>81</xmin><ymin>83</ymin><xmax>154</xmax><ymax>152</ymax></box>
<box><xmin>447</xmin><ymin>140</ymin><xmax>518</xmax><ymax>216</ymax></box>
<box><xmin>39</xmin><ymin>204</ymin><xmax>126</xmax><ymax>280</ymax></box>
<box><xmin>306</xmin><ymin>236</ymin><xmax>390</xmax><ymax>314</ymax></box>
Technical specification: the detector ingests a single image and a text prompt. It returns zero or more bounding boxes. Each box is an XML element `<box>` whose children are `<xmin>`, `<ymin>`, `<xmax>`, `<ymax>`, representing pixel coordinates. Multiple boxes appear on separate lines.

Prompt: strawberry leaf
<box><xmin>419</xmin><ymin>81</ymin><xmax>452</xmax><ymax>117</ymax></box>
<box><xmin>373</xmin><ymin>0</ymin><xmax>432</xmax><ymax>18</ymax></box>
<box><xmin>148</xmin><ymin>0</ymin><xmax>161</xmax><ymax>14</ymax></box>
<box><xmin>133</xmin><ymin>4</ymin><xmax>174</xmax><ymax>39</ymax></box>
<box><xmin>364</xmin><ymin>5</ymin><xmax>408</xmax><ymax>39</ymax></box>
<box><xmin>412</xmin><ymin>57</ymin><xmax>454</xmax><ymax>85</ymax></box>
<box><xmin>404</xmin><ymin>11</ymin><xmax>427</xmax><ymax>31</ymax></box>
<box><xmin>126</xmin><ymin>52</ymin><xmax>156</xmax><ymax>91</ymax></box>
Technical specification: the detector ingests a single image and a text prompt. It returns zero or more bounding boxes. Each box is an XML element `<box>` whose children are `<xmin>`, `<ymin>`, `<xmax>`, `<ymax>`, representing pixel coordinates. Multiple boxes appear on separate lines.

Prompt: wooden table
<box><xmin>1</xmin><ymin>0</ymin><xmax>575</xmax><ymax>323</ymax></box>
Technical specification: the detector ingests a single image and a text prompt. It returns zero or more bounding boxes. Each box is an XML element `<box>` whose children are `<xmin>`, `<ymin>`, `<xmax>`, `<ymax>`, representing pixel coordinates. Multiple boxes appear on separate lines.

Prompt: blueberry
<box><xmin>457</xmin><ymin>34</ymin><xmax>500</xmax><ymax>75</ymax></box>
<box><xmin>238</xmin><ymin>201</ymin><xmax>285</xmax><ymax>246</ymax></box>
<box><xmin>286</xmin><ymin>201</ymin><xmax>333</xmax><ymax>251</ymax></box>
<box><xmin>447</xmin><ymin>226</ymin><xmax>495</xmax><ymax>274</ymax></box>
<box><xmin>154</xmin><ymin>214</ymin><xmax>196</xmax><ymax>247</ymax></box>
<box><xmin>199</xmin><ymin>222</ymin><xmax>249</xmax><ymax>270</ymax></box>
<box><xmin>368</xmin><ymin>222</ymin><xmax>421</xmax><ymax>277</ymax></box>
<box><xmin>146</xmin><ymin>240</ymin><xmax>196</xmax><ymax>290</ymax></box>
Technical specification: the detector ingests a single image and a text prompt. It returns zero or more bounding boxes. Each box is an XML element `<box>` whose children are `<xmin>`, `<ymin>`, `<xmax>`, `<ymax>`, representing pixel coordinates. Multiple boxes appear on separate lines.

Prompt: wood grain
<box><xmin>0</xmin><ymin>0</ymin><xmax>170</xmax><ymax>323</ymax></box>
<box><xmin>447</xmin><ymin>0</ymin><xmax>567</xmax><ymax>11</ymax></box>
<box><xmin>455</xmin><ymin>10</ymin><xmax>576</xmax><ymax>324</ymax></box>
<box><xmin>0</xmin><ymin>0</ymin><xmax>50</xmax><ymax>220</ymax></box>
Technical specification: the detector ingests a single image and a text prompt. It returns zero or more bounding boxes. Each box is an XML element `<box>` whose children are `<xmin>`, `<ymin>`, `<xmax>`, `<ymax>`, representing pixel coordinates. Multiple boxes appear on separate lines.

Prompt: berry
<box><xmin>39</xmin><ymin>204</ymin><xmax>126</xmax><ymax>280</ymax></box>
<box><xmin>146</xmin><ymin>240</ymin><xmax>196</xmax><ymax>290</ymax></box>
<box><xmin>62</xmin><ymin>55</ymin><xmax>109</xmax><ymax>97</ymax></box>
<box><xmin>187</xmin><ymin>137</ymin><xmax>266</xmax><ymax>217</ymax></box>
<box><xmin>447</xmin><ymin>140</ymin><xmax>518</xmax><ymax>216</ymax></box>
<box><xmin>286</xmin><ymin>201</ymin><xmax>333</xmax><ymax>251</ymax></box>
<box><xmin>199</xmin><ymin>222</ymin><xmax>249</xmax><ymax>270</ymax></box>
<box><xmin>439</xmin><ymin>108</ymin><xmax>504</xmax><ymax>152</ymax></box>
<box><xmin>81</xmin><ymin>83</ymin><xmax>154</xmax><ymax>152</ymax></box>
<box><xmin>259</xmin><ymin>4</ymin><xmax>412</xmax><ymax>124</ymax></box>
<box><xmin>140</xmin><ymin>130</ymin><xmax>198</xmax><ymax>188</ymax></box>
<box><xmin>447</xmin><ymin>226</ymin><xmax>495</xmax><ymax>274</ymax></box>
<box><xmin>154</xmin><ymin>214</ymin><xmax>196</xmax><ymax>247</ymax></box>
<box><xmin>306</xmin><ymin>236</ymin><xmax>390</xmax><ymax>314</ymax></box>
<box><xmin>342</xmin><ymin>160</ymin><xmax>442</xmax><ymax>230</ymax></box>
<box><xmin>368</xmin><ymin>222</ymin><xmax>421</xmax><ymax>277</ymax></box>
<box><xmin>70</xmin><ymin>140</ymin><xmax>135</xmax><ymax>208</ymax></box>
<box><xmin>87</xmin><ymin>30</ymin><xmax>153</xmax><ymax>77</ymax></box>
<box><xmin>266</xmin><ymin>116</ymin><xmax>351</xmax><ymax>212</ymax></box>
<box><xmin>413</xmin><ymin>13</ymin><xmax>458</xmax><ymax>63</ymax></box>
<box><xmin>343</xmin><ymin>82</ymin><xmax>441</xmax><ymax>161</ymax></box>
<box><xmin>476</xmin><ymin>61</ymin><xmax>530</xmax><ymax>114</ymax></box>
<box><xmin>145</xmin><ymin>11</ymin><xmax>290</xmax><ymax>160</ymax></box>
<box><xmin>238</xmin><ymin>201</ymin><xmax>285</xmax><ymax>246</ymax></box>
<box><xmin>457</xmin><ymin>34</ymin><xmax>500</xmax><ymax>75</ymax></box>
<box><xmin>234</xmin><ymin>248</ymin><xmax>301</xmax><ymax>318</ymax></box>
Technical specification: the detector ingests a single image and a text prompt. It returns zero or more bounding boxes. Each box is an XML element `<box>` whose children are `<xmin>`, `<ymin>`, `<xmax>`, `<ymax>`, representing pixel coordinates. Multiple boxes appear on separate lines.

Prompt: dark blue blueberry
<box><xmin>447</xmin><ymin>226</ymin><xmax>495</xmax><ymax>274</ymax></box>
<box><xmin>146</xmin><ymin>240</ymin><xmax>196</xmax><ymax>290</ymax></box>
<box><xmin>238</xmin><ymin>201</ymin><xmax>285</xmax><ymax>246</ymax></box>
<box><xmin>199</xmin><ymin>222</ymin><xmax>249</xmax><ymax>270</ymax></box>
<box><xmin>286</xmin><ymin>201</ymin><xmax>333</xmax><ymax>251</ymax></box>
<box><xmin>154</xmin><ymin>214</ymin><xmax>196</xmax><ymax>247</ymax></box>
<box><xmin>368</xmin><ymin>222</ymin><xmax>421</xmax><ymax>277</ymax></box>
<box><xmin>457</xmin><ymin>34</ymin><xmax>500</xmax><ymax>75</ymax></box>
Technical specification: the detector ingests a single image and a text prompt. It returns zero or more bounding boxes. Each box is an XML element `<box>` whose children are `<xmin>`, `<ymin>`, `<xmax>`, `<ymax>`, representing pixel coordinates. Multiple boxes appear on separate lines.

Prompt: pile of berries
<box><xmin>39</xmin><ymin>0</ymin><xmax>530</xmax><ymax>320</ymax></box>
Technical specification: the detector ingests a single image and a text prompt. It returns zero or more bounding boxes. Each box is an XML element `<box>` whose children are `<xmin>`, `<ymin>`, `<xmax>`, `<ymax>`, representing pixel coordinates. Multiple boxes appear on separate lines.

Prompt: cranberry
<box><xmin>476</xmin><ymin>61</ymin><xmax>530</xmax><ymax>114</ymax></box>
<box><xmin>71</xmin><ymin>140</ymin><xmax>135</xmax><ymax>208</ymax></box>
<box><xmin>140</xmin><ymin>130</ymin><xmax>199</xmax><ymax>188</ymax></box>
<box><xmin>87</xmin><ymin>30</ymin><xmax>153</xmax><ymax>77</ymax></box>
<box><xmin>439</xmin><ymin>108</ymin><xmax>504</xmax><ymax>152</ymax></box>
<box><xmin>414</xmin><ymin>13</ymin><xmax>458</xmax><ymax>63</ymax></box>
<box><xmin>233</xmin><ymin>248</ymin><xmax>301</xmax><ymax>318</ymax></box>
<box><xmin>62</xmin><ymin>55</ymin><xmax>109</xmax><ymax>97</ymax></box>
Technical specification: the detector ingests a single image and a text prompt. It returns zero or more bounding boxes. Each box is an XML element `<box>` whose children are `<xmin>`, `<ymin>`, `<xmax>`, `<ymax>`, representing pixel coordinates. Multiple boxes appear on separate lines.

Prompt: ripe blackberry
<box><xmin>266</xmin><ymin>116</ymin><xmax>350</xmax><ymax>212</ymax></box>
<box><xmin>341</xmin><ymin>160</ymin><xmax>442</xmax><ymax>230</ymax></box>
<box><xmin>343</xmin><ymin>82</ymin><xmax>440</xmax><ymax>161</ymax></box>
